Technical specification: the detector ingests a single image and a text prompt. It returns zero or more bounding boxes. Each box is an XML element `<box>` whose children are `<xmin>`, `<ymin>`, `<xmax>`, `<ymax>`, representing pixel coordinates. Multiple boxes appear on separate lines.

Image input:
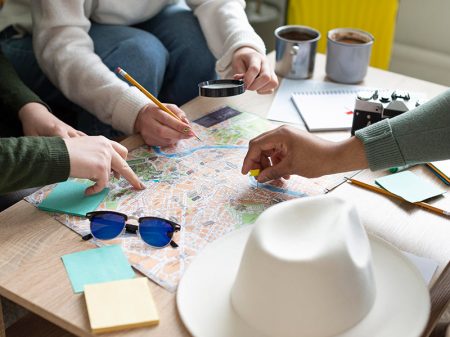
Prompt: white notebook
<box><xmin>291</xmin><ymin>89</ymin><xmax>361</xmax><ymax>131</ymax></box>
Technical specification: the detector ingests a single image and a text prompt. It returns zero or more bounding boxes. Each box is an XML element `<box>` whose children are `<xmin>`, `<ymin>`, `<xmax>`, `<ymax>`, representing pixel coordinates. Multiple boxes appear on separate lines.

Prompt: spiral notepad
<box><xmin>291</xmin><ymin>88</ymin><xmax>361</xmax><ymax>131</ymax></box>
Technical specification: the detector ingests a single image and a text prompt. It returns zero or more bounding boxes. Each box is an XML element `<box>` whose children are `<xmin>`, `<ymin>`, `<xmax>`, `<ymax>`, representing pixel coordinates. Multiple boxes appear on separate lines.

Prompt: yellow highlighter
<box><xmin>249</xmin><ymin>169</ymin><xmax>261</xmax><ymax>188</ymax></box>
<box><xmin>249</xmin><ymin>169</ymin><xmax>260</xmax><ymax>177</ymax></box>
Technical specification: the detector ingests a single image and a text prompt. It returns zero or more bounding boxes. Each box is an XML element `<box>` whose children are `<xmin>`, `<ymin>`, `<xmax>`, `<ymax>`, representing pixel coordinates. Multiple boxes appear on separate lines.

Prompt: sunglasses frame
<box><xmin>84</xmin><ymin>210</ymin><xmax>181</xmax><ymax>248</ymax></box>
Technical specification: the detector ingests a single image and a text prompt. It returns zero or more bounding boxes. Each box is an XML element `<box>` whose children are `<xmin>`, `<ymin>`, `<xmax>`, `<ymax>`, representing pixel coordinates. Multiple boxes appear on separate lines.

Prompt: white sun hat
<box><xmin>177</xmin><ymin>195</ymin><xmax>430</xmax><ymax>337</ymax></box>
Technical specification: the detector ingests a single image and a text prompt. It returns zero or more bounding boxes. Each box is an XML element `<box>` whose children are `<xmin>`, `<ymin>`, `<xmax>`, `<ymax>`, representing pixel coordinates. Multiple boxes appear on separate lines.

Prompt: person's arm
<box><xmin>31</xmin><ymin>1</ymin><xmax>150</xmax><ymax>135</ymax></box>
<box><xmin>355</xmin><ymin>88</ymin><xmax>450</xmax><ymax>170</ymax></box>
<box><xmin>31</xmin><ymin>1</ymin><xmax>191</xmax><ymax>144</ymax></box>
<box><xmin>0</xmin><ymin>49</ymin><xmax>86</xmax><ymax>138</ymax></box>
<box><xmin>187</xmin><ymin>0</ymin><xmax>278</xmax><ymax>93</ymax></box>
<box><xmin>0</xmin><ymin>137</ymin><xmax>70</xmax><ymax>193</ymax></box>
<box><xmin>0</xmin><ymin>50</ymin><xmax>49</xmax><ymax>121</ymax></box>
<box><xmin>187</xmin><ymin>0</ymin><xmax>265</xmax><ymax>76</ymax></box>
<box><xmin>241</xmin><ymin>89</ymin><xmax>450</xmax><ymax>181</ymax></box>
<box><xmin>0</xmin><ymin>136</ymin><xmax>145</xmax><ymax>195</ymax></box>
<box><xmin>18</xmin><ymin>102</ymin><xmax>86</xmax><ymax>138</ymax></box>
<box><xmin>241</xmin><ymin>126</ymin><xmax>368</xmax><ymax>182</ymax></box>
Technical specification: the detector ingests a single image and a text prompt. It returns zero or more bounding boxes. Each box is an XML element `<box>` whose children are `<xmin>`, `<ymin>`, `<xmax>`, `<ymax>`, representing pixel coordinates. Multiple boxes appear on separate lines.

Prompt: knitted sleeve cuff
<box><xmin>45</xmin><ymin>137</ymin><xmax>71</xmax><ymax>183</ymax></box>
<box><xmin>355</xmin><ymin>119</ymin><xmax>406</xmax><ymax>171</ymax></box>
<box><xmin>112</xmin><ymin>86</ymin><xmax>151</xmax><ymax>135</ymax></box>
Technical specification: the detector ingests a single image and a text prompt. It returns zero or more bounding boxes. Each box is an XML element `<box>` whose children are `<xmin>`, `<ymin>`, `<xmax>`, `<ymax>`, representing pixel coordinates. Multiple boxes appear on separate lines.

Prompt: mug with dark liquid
<box><xmin>275</xmin><ymin>25</ymin><xmax>321</xmax><ymax>79</ymax></box>
<box><xmin>326</xmin><ymin>28</ymin><xmax>374</xmax><ymax>84</ymax></box>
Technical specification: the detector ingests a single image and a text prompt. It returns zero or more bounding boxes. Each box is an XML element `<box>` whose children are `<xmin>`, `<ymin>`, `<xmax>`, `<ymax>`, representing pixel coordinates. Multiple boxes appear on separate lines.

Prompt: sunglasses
<box><xmin>82</xmin><ymin>211</ymin><xmax>181</xmax><ymax>248</ymax></box>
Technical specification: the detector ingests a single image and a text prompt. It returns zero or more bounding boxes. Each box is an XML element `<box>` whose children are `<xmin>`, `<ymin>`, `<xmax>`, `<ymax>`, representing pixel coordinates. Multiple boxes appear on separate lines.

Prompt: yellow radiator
<box><xmin>287</xmin><ymin>0</ymin><xmax>399</xmax><ymax>69</ymax></box>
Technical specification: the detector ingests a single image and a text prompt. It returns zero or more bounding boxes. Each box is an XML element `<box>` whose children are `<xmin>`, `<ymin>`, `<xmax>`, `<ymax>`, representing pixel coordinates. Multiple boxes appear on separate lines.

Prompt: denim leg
<box><xmin>88</xmin><ymin>23</ymin><xmax>169</xmax><ymax>99</ymax></box>
<box><xmin>134</xmin><ymin>5</ymin><xmax>217</xmax><ymax>105</ymax></box>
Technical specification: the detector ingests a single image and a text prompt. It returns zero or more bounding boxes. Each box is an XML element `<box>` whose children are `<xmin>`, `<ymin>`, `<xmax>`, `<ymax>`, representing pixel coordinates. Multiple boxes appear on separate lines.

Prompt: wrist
<box><xmin>18</xmin><ymin>102</ymin><xmax>49</xmax><ymax>122</ymax></box>
<box><xmin>134</xmin><ymin>102</ymin><xmax>158</xmax><ymax>133</ymax></box>
<box><xmin>234</xmin><ymin>46</ymin><xmax>259</xmax><ymax>58</ymax></box>
<box><xmin>134</xmin><ymin>107</ymin><xmax>144</xmax><ymax>133</ymax></box>
<box><xmin>330</xmin><ymin>137</ymin><xmax>369</xmax><ymax>174</ymax></box>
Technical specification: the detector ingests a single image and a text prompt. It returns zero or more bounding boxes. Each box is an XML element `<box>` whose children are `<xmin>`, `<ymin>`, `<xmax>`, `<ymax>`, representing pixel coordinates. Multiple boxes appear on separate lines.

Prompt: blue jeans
<box><xmin>0</xmin><ymin>5</ymin><xmax>216</xmax><ymax>137</ymax></box>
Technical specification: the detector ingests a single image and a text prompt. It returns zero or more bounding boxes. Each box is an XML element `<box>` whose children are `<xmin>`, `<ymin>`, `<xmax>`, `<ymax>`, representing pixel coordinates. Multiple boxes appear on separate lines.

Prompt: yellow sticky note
<box><xmin>249</xmin><ymin>169</ymin><xmax>260</xmax><ymax>177</ymax></box>
<box><xmin>84</xmin><ymin>278</ymin><xmax>159</xmax><ymax>334</ymax></box>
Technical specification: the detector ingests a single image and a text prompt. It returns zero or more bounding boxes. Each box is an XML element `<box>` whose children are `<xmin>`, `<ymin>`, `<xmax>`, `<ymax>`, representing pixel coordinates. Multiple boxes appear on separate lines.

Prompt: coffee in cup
<box><xmin>275</xmin><ymin>25</ymin><xmax>321</xmax><ymax>79</ymax></box>
<box><xmin>326</xmin><ymin>28</ymin><xmax>374</xmax><ymax>84</ymax></box>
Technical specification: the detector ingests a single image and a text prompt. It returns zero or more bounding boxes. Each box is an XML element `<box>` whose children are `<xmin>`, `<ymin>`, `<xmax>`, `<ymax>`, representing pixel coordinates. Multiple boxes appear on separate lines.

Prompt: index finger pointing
<box><xmin>110</xmin><ymin>141</ymin><xmax>128</xmax><ymax>160</ymax></box>
<box><xmin>111</xmin><ymin>152</ymin><xmax>145</xmax><ymax>190</ymax></box>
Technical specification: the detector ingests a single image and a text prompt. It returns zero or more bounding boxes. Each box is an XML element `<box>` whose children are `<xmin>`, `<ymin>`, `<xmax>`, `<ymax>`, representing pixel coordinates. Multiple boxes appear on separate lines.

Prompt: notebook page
<box><xmin>267</xmin><ymin>79</ymin><xmax>365</xmax><ymax>125</ymax></box>
<box><xmin>291</xmin><ymin>89</ymin><xmax>359</xmax><ymax>131</ymax></box>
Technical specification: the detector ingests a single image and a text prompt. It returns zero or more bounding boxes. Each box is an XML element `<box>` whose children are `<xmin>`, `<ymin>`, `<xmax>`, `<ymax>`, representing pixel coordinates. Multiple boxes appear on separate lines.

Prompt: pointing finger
<box><xmin>111</xmin><ymin>151</ymin><xmax>144</xmax><ymax>190</ymax></box>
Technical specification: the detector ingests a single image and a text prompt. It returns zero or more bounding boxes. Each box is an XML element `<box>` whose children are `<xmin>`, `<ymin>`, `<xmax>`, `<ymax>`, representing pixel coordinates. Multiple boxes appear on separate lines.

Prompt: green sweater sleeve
<box><xmin>355</xmin><ymin>89</ymin><xmax>450</xmax><ymax>170</ymax></box>
<box><xmin>0</xmin><ymin>49</ymin><xmax>50</xmax><ymax>122</ymax></box>
<box><xmin>0</xmin><ymin>137</ymin><xmax>70</xmax><ymax>194</ymax></box>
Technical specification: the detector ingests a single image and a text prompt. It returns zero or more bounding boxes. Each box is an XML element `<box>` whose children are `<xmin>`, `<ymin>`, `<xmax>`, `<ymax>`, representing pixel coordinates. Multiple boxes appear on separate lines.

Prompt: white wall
<box><xmin>390</xmin><ymin>0</ymin><xmax>450</xmax><ymax>86</ymax></box>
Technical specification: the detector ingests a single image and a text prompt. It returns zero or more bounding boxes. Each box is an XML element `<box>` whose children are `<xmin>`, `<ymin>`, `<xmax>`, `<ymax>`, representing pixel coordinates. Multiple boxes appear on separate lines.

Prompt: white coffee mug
<box><xmin>326</xmin><ymin>28</ymin><xmax>374</xmax><ymax>84</ymax></box>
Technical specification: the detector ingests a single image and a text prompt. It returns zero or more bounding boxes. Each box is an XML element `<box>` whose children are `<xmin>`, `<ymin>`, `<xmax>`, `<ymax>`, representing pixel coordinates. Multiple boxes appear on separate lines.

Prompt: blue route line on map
<box><xmin>248</xmin><ymin>176</ymin><xmax>307</xmax><ymax>197</ymax></box>
<box><xmin>151</xmin><ymin>145</ymin><xmax>306</xmax><ymax>197</ymax></box>
<box><xmin>152</xmin><ymin>145</ymin><xmax>247</xmax><ymax>158</ymax></box>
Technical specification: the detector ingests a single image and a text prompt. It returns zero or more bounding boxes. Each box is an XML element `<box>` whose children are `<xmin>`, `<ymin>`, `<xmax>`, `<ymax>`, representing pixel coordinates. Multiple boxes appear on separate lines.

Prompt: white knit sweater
<box><xmin>0</xmin><ymin>0</ymin><xmax>265</xmax><ymax>134</ymax></box>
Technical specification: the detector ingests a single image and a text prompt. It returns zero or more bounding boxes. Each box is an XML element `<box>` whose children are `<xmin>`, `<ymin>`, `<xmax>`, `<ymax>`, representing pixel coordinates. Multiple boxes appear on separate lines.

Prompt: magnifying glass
<box><xmin>198</xmin><ymin>79</ymin><xmax>245</xmax><ymax>97</ymax></box>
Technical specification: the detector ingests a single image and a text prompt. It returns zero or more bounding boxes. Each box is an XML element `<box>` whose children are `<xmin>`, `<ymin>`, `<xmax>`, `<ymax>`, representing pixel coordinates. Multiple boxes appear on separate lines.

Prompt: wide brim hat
<box><xmin>177</xmin><ymin>197</ymin><xmax>430</xmax><ymax>337</ymax></box>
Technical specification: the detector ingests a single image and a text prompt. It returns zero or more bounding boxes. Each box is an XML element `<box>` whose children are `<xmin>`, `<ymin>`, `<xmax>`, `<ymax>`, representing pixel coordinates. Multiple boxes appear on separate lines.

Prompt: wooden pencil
<box><xmin>347</xmin><ymin>178</ymin><xmax>450</xmax><ymax>217</ymax></box>
<box><xmin>116</xmin><ymin>67</ymin><xmax>202</xmax><ymax>141</ymax></box>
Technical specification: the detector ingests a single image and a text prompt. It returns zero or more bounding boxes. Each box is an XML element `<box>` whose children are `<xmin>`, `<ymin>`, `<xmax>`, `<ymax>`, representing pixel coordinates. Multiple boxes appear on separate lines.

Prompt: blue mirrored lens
<box><xmin>90</xmin><ymin>213</ymin><xmax>125</xmax><ymax>240</ymax></box>
<box><xmin>139</xmin><ymin>218</ymin><xmax>174</xmax><ymax>247</ymax></box>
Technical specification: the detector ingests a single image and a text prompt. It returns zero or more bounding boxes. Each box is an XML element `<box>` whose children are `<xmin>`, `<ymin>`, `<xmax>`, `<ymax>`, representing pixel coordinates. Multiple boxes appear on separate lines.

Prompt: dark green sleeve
<box><xmin>0</xmin><ymin>49</ymin><xmax>50</xmax><ymax>122</ymax></box>
<box><xmin>0</xmin><ymin>137</ymin><xmax>70</xmax><ymax>193</ymax></box>
<box><xmin>355</xmin><ymin>89</ymin><xmax>450</xmax><ymax>170</ymax></box>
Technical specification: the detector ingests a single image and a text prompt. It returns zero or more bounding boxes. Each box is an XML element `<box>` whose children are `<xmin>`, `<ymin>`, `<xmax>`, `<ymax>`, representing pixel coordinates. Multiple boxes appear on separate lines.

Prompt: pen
<box><xmin>389</xmin><ymin>164</ymin><xmax>415</xmax><ymax>173</ymax></box>
<box><xmin>116</xmin><ymin>67</ymin><xmax>202</xmax><ymax>141</ymax></box>
<box><xmin>347</xmin><ymin>178</ymin><xmax>450</xmax><ymax>217</ymax></box>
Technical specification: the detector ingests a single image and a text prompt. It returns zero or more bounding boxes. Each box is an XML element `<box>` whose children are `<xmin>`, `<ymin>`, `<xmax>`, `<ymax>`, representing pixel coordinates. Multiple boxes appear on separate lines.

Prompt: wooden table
<box><xmin>0</xmin><ymin>53</ymin><xmax>448</xmax><ymax>337</ymax></box>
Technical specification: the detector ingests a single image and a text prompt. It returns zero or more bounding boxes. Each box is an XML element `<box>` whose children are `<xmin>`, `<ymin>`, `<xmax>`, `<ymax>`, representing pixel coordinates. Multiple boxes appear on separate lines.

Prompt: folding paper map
<box><xmin>27</xmin><ymin>107</ymin><xmax>349</xmax><ymax>292</ymax></box>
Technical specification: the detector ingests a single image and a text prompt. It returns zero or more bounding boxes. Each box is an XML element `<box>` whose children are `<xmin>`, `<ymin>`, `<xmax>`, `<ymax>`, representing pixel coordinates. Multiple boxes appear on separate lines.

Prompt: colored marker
<box><xmin>389</xmin><ymin>164</ymin><xmax>415</xmax><ymax>173</ymax></box>
<box><xmin>250</xmin><ymin>169</ymin><xmax>260</xmax><ymax>188</ymax></box>
<box><xmin>249</xmin><ymin>169</ymin><xmax>260</xmax><ymax>177</ymax></box>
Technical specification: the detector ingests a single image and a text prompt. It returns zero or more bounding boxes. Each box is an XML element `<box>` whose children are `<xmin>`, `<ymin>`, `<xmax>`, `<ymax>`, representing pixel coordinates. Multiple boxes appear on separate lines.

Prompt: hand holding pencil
<box><xmin>116</xmin><ymin>67</ymin><xmax>201</xmax><ymax>146</ymax></box>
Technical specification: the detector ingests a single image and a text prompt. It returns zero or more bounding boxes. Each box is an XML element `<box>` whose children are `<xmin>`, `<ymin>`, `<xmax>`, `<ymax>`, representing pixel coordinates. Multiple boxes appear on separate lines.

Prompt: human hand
<box><xmin>232</xmin><ymin>47</ymin><xmax>278</xmax><ymax>94</ymax></box>
<box><xmin>18</xmin><ymin>102</ymin><xmax>85</xmax><ymax>138</ymax></box>
<box><xmin>134</xmin><ymin>103</ymin><xmax>193</xmax><ymax>146</ymax></box>
<box><xmin>241</xmin><ymin>126</ymin><xmax>368</xmax><ymax>182</ymax></box>
<box><xmin>64</xmin><ymin>136</ymin><xmax>145</xmax><ymax>195</ymax></box>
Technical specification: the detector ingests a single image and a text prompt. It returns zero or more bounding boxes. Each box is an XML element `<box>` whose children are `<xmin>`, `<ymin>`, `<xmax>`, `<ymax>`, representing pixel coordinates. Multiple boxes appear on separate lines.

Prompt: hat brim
<box><xmin>177</xmin><ymin>226</ymin><xmax>430</xmax><ymax>337</ymax></box>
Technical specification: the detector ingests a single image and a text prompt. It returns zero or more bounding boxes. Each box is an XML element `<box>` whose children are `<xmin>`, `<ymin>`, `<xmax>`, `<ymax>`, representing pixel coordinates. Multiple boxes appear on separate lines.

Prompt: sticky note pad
<box><xmin>249</xmin><ymin>169</ymin><xmax>260</xmax><ymax>177</ymax></box>
<box><xmin>62</xmin><ymin>245</ymin><xmax>135</xmax><ymax>293</ymax></box>
<box><xmin>375</xmin><ymin>171</ymin><xmax>445</xmax><ymax>203</ymax></box>
<box><xmin>85</xmin><ymin>278</ymin><xmax>159</xmax><ymax>334</ymax></box>
<box><xmin>38</xmin><ymin>180</ymin><xmax>109</xmax><ymax>216</ymax></box>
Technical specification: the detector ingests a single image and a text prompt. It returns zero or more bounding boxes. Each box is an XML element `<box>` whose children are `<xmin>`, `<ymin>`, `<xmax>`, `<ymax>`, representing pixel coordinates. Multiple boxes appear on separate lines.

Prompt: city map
<box><xmin>27</xmin><ymin>107</ymin><xmax>349</xmax><ymax>291</ymax></box>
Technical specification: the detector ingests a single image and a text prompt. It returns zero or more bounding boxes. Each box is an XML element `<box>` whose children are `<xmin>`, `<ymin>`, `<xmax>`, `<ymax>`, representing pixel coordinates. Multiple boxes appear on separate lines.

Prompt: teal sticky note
<box><xmin>61</xmin><ymin>245</ymin><xmax>135</xmax><ymax>293</ymax></box>
<box><xmin>375</xmin><ymin>171</ymin><xmax>445</xmax><ymax>203</ymax></box>
<box><xmin>38</xmin><ymin>180</ymin><xmax>109</xmax><ymax>217</ymax></box>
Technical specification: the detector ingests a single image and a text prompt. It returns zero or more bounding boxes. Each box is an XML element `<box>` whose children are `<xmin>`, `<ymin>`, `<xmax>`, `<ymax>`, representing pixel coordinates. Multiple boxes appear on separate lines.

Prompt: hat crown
<box><xmin>230</xmin><ymin>196</ymin><xmax>376</xmax><ymax>337</ymax></box>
